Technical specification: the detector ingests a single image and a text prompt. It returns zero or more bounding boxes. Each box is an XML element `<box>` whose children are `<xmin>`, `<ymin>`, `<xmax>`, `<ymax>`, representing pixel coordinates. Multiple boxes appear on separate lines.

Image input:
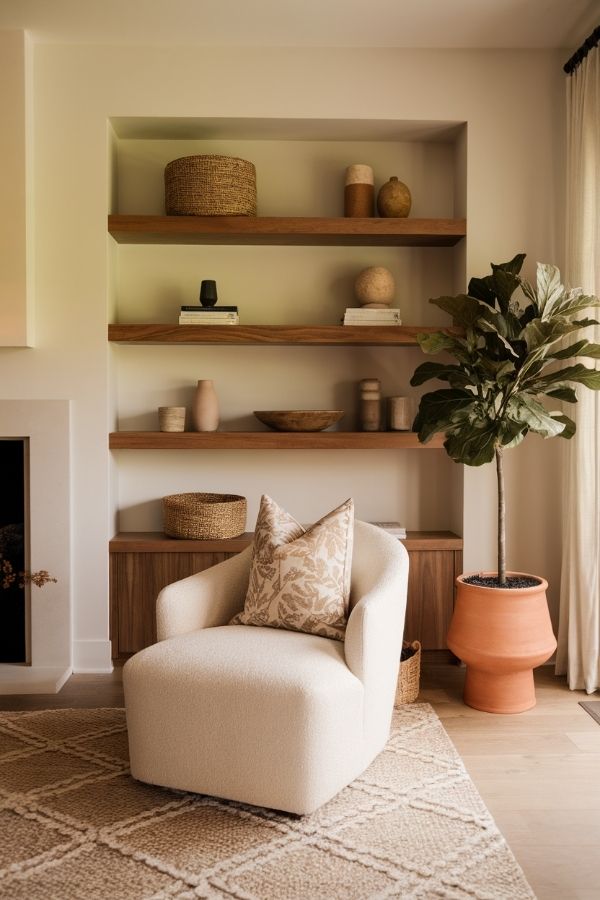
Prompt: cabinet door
<box><xmin>110</xmin><ymin>551</ymin><xmax>236</xmax><ymax>657</ymax></box>
<box><xmin>404</xmin><ymin>549</ymin><xmax>459</xmax><ymax>650</ymax></box>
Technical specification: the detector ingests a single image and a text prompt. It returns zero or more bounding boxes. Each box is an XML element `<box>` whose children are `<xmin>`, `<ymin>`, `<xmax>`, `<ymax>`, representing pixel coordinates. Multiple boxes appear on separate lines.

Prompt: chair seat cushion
<box><xmin>123</xmin><ymin>625</ymin><xmax>366</xmax><ymax>812</ymax></box>
<box><xmin>132</xmin><ymin>623</ymin><xmax>359</xmax><ymax>697</ymax></box>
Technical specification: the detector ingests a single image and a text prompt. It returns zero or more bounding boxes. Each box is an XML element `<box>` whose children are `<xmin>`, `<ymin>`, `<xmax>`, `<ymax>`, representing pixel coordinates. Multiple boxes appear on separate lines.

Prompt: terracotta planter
<box><xmin>447</xmin><ymin>573</ymin><xmax>557</xmax><ymax>714</ymax></box>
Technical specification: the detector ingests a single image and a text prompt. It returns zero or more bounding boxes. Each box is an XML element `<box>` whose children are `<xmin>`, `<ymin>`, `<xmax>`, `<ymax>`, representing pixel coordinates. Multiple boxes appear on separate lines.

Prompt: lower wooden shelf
<box><xmin>109</xmin><ymin>432</ymin><xmax>444</xmax><ymax>450</ymax></box>
<box><xmin>110</xmin><ymin>531</ymin><xmax>463</xmax><ymax>659</ymax></box>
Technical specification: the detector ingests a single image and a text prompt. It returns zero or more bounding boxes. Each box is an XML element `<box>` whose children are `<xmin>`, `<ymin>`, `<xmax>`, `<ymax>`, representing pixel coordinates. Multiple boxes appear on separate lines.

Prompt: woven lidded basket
<box><xmin>395</xmin><ymin>640</ymin><xmax>421</xmax><ymax>704</ymax></box>
<box><xmin>164</xmin><ymin>155</ymin><xmax>257</xmax><ymax>216</ymax></box>
<box><xmin>163</xmin><ymin>492</ymin><xmax>247</xmax><ymax>540</ymax></box>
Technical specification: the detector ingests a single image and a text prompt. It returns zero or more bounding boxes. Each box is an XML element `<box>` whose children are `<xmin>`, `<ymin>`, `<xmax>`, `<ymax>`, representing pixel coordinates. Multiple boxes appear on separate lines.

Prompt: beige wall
<box><xmin>0</xmin><ymin>40</ymin><xmax>565</xmax><ymax>668</ymax></box>
<box><xmin>0</xmin><ymin>30</ymin><xmax>33</xmax><ymax>346</ymax></box>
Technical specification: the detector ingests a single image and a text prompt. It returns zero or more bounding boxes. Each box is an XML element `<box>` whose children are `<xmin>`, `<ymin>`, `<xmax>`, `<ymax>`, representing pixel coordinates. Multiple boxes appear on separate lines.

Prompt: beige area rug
<box><xmin>0</xmin><ymin>704</ymin><xmax>534</xmax><ymax>900</ymax></box>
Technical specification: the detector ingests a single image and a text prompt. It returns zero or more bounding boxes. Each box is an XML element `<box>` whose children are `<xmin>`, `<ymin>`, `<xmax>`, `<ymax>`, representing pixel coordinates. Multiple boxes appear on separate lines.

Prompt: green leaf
<box><xmin>545</xmin><ymin>386</ymin><xmax>578</xmax><ymax>403</ymax></box>
<box><xmin>416</xmin><ymin>331</ymin><xmax>463</xmax><ymax>355</ymax></box>
<box><xmin>430</xmin><ymin>294</ymin><xmax>485</xmax><ymax>327</ymax></box>
<box><xmin>549</xmin><ymin>340</ymin><xmax>600</xmax><ymax>361</ymax></box>
<box><xmin>523</xmin><ymin>318</ymin><xmax>598</xmax><ymax>354</ymax></box>
<box><xmin>467</xmin><ymin>276</ymin><xmax>496</xmax><ymax>307</ymax></box>
<box><xmin>549</xmin><ymin>339</ymin><xmax>588</xmax><ymax>360</ymax></box>
<box><xmin>550</xmin><ymin>413</ymin><xmax>576</xmax><ymax>439</ymax></box>
<box><xmin>410</xmin><ymin>361</ymin><xmax>473</xmax><ymax>388</ymax></box>
<box><xmin>506</xmin><ymin>395</ymin><xmax>566</xmax><ymax>438</ymax></box>
<box><xmin>443</xmin><ymin>421</ymin><xmax>498</xmax><ymax>466</ymax></box>
<box><xmin>536</xmin><ymin>263</ymin><xmax>564</xmax><ymax>317</ymax></box>
<box><xmin>489</xmin><ymin>267</ymin><xmax>521</xmax><ymax>315</ymax></box>
<box><xmin>496</xmin><ymin>253</ymin><xmax>527</xmax><ymax>276</ymax></box>
<box><xmin>413</xmin><ymin>389</ymin><xmax>477</xmax><ymax>442</ymax></box>
<box><xmin>533</xmin><ymin>364</ymin><xmax>600</xmax><ymax>391</ymax></box>
<box><xmin>548</xmin><ymin>290</ymin><xmax>600</xmax><ymax>320</ymax></box>
<box><xmin>499</xmin><ymin>418</ymin><xmax>527</xmax><ymax>448</ymax></box>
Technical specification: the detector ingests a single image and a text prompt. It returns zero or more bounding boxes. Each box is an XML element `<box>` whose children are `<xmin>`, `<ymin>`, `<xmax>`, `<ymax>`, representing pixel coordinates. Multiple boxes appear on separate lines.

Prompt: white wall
<box><xmin>0</xmin><ymin>40</ymin><xmax>566</xmax><ymax>667</ymax></box>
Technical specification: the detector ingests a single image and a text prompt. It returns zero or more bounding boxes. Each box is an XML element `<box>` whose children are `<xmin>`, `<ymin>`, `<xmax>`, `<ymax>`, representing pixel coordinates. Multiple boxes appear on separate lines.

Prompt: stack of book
<box><xmin>179</xmin><ymin>305</ymin><xmax>239</xmax><ymax>325</ymax></box>
<box><xmin>343</xmin><ymin>307</ymin><xmax>401</xmax><ymax>326</ymax></box>
<box><xmin>369</xmin><ymin>521</ymin><xmax>407</xmax><ymax>539</ymax></box>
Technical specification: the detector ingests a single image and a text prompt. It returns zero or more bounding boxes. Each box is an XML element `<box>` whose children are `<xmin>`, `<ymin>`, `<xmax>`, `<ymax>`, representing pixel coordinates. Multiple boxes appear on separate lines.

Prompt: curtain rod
<box><xmin>563</xmin><ymin>24</ymin><xmax>599</xmax><ymax>74</ymax></box>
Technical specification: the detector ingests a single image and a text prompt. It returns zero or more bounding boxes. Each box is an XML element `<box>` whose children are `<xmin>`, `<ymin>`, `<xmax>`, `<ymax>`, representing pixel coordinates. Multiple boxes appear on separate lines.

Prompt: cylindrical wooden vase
<box><xmin>344</xmin><ymin>164</ymin><xmax>374</xmax><ymax>217</ymax></box>
<box><xmin>359</xmin><ymin>378</ymin><xmax>381</xmax><ymax>431</ymax></box>
<box><xmin>192</xmin><ymin>380</ymin><xmax>219</xmax><ymax>432</ymax></box>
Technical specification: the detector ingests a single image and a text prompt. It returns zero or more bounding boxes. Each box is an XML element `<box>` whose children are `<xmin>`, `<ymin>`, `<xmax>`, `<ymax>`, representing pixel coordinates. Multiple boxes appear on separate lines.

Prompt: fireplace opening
<box><xmin>0</xmin><ymin>438</ymin><xmax>27</xmax><ymax>663</ymax></box>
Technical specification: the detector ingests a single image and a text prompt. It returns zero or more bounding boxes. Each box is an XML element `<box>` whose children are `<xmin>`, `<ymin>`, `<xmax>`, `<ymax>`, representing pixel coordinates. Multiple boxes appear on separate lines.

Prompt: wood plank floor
<box><xmin>2</xmin><ymin>663</ymin><xmax>599</xmax><ymax>899</ymax></box>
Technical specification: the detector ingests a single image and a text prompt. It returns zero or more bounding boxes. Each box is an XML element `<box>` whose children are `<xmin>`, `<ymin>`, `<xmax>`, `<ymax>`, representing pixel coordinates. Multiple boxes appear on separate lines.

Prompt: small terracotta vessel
<box><xmin>447</xmin><ymin>573</ymin><xmax>557</xmax><ymax>714</ymax></box>
<box><xmin>192</xmin><ymin>379</ymin><xmax>219</xmax><ymax>432</ymax></box>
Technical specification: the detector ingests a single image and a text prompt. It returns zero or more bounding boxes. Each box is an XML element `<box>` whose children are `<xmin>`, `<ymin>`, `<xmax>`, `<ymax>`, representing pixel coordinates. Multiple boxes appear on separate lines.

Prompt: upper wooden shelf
<box><xmin>107</xmin><ymin>215</ymin><xmax>466</xmax><ymax>246</ymax></box>
<box><xmin>108</xmin><ymin>324</ymin><xmax>455</xmax><ymax>345</ymax></box>
<box><xmin>109</xmin><ymin>431</ymin><xmax>442</xmax><ymax>450</ymax></box>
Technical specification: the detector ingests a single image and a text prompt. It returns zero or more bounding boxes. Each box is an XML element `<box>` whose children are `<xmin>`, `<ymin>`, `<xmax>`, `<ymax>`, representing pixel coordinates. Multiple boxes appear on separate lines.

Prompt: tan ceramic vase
<box><xmin>192</xmin><ymin>379</ymin><xmax>219</xmax><ymax>432</ymax></box>
<box><xmin>447</xmin><ymin>573</ymin><xmax>557</xmax><ymax>714</ymax></box>
<box><xmin>377</xmin><ymin>176</ymin><xmax>412</xmax><ymax>217</ymax></box>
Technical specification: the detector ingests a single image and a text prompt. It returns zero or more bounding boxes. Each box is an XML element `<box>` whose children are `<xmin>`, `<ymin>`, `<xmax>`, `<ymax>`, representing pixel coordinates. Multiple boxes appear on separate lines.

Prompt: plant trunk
<box><xmin>496</xmin><ymin>446</ymin><xmax>506</xmax><ymax>585</ymax></box>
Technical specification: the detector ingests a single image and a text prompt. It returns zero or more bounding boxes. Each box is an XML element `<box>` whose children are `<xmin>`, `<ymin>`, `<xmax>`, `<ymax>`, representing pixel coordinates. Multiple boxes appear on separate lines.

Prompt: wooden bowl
<box><xmin>254</xmin><ymin>410</ymin><xmax>344</xmax><ymax>432</ymax></box>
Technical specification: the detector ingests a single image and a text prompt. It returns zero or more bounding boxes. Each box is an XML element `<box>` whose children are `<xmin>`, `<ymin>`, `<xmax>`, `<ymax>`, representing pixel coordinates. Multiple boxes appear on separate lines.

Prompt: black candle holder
<box><xmin>199</xmin><ymin>280</ymin><xmax>218</xmax><ymax>307</ymax></box>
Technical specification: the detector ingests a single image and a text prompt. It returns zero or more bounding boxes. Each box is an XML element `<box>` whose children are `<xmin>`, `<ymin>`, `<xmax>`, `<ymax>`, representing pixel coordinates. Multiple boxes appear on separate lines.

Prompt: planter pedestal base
<box><xmin>464</xmin><ymin>666</ymin><xmax>536</xmax><ymax>714</ymax></box>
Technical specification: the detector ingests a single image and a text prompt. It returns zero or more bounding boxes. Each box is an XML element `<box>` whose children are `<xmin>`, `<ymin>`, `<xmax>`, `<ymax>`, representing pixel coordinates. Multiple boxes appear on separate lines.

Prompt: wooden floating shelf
<box><xmin>110</xmin><ymin>530</ymin><xmax>463</xmax><ymax>553</ymax></box>
<box><xmin>107</xmin><ymin>324</ymin><xmax>458</xmax><ymax>345</ymax></box>
<box><xmin>109</xmin><ymin>431</ymin><xmax>443</xmax><ymax>450</ymax></box>
<box><xmin>108</xmin><ymin>215</ymin><xmax>466</xmax><ymax>246</ymax></box>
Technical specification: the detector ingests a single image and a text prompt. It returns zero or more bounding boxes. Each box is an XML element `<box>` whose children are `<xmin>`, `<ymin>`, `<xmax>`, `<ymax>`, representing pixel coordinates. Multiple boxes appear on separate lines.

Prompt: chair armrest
<box><xmin>157</xmin><ymin>545</ymin><xmax>252</xmax><ymax>641</ymax></box>
<box><xmin>344</xmin><ymin>535</ymin><xmax>409</xmax><ymax>686</ymax></box>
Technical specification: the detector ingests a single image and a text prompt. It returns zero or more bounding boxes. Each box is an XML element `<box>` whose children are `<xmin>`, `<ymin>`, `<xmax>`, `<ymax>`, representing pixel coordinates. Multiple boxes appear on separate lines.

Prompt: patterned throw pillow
<box><xmin>230</xmin><ymin>495</ymin><xmax>354</xmax><ymax>641</ymax></box>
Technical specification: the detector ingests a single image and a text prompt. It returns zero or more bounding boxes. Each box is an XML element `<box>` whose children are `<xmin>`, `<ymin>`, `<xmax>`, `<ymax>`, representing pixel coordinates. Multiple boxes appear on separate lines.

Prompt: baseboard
<box><xmin>72</xmin><ymin>640</ymin><xmax>113</xmax><ymax>674</ymax></box>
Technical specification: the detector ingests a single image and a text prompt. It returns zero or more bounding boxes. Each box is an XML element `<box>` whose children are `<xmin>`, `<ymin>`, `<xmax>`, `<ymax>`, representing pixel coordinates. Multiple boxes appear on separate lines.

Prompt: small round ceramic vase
<box><xmin>377</xmin><ymin>177</ymin><xmax>412</xmax><ymax>218</ymax></box>
<box><xmin>192</xmin><ymin>380</ymin><xmax>219</xmax><ymax>432</ymax></box>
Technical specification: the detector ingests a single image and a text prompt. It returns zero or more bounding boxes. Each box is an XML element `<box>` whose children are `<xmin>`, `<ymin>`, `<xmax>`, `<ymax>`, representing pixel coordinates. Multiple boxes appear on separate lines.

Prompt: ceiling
<box><xmin>0</xmin><ymin>0</ymin><xmax>597</xmax><ymax>49</ymax></box>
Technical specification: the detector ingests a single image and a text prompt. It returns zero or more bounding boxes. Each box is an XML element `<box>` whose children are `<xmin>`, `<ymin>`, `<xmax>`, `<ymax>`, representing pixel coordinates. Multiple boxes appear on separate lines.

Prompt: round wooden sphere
<box><xmin>354</xmin><ymin>266</ymin><xmax>395</xmax><ymax>306</ymax></box>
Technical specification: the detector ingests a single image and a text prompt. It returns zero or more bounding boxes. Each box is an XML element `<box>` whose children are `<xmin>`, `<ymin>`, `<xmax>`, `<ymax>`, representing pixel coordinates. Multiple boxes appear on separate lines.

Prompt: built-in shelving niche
<box><xmin>108</xmin><ymin>116</ymin><xmax>466</xmax><ymax>538</ymax></box>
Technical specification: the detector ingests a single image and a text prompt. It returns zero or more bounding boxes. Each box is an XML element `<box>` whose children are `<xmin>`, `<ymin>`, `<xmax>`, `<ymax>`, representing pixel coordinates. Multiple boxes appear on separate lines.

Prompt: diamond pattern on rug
<box><xmin>0</xmin><ymin>704</ymin><xmax>535</xmax><ymax>900</ymax></box>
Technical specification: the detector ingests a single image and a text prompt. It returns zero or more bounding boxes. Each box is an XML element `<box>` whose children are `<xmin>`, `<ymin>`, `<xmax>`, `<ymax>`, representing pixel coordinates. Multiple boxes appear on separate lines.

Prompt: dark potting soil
<box><xmin>463</xmin><ymin>574</ymin><xmax>541</xmax><ymax>589</ymax></box>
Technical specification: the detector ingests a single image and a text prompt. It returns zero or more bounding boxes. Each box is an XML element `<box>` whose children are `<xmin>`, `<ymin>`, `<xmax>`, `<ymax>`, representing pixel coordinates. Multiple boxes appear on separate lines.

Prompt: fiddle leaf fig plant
<box><xmin>410</xmin><ymin>254</ymin><xmax>600</xmax><ymax>586</ymax></box>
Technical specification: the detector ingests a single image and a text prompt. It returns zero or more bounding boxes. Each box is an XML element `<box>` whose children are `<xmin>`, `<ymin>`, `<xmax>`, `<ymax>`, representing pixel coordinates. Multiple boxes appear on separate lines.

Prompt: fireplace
<box><xmin>0</xmin><ymin>438</ymin><xmax>27</xmax><ymax>663</ymax></box>
<box><xmin>0</xmin><ymin>401</ymin><xmax>71</xmax><ymax>693</ymax></box>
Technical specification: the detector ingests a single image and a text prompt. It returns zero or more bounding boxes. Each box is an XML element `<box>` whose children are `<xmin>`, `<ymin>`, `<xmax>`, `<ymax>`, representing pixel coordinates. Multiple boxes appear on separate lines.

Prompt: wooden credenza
<box><xmin>109</xmin><ymin>531</ymin><xmax>462</xmax><ymax>660</ymax></box>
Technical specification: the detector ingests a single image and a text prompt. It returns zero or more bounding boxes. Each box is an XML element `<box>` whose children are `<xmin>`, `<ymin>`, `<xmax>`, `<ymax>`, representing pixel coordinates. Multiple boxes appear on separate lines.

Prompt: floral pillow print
<box><xmin>230</xmin><ymin>494</ymin><xmax>354</xmax><ymax>641</ymax></box>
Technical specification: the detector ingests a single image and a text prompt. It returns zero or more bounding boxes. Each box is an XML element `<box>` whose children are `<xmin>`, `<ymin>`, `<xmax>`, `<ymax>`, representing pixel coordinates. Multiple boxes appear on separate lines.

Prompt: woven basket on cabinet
<box><xmin>395</xmin><ymin>640</ymin><xmax>421</xmax><ymax>704</ymax></box>
<box><xmin>163</xmin><ymin>492</ymin><xmax>247</xmax><ymax>540</ymax></box>
<box><xmin>164</xmin><ymin>155</ymin><xmax>257</xmax><ymax>216</ymax></box>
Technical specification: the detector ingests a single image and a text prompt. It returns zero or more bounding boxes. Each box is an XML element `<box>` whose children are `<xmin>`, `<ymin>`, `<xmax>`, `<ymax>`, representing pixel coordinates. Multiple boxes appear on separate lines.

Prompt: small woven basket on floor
<box><xmin>163</xmin><ymin>492</ymin><xmax>247</xmax><ymax>540</ymax></box>
<box><xmin>164</xmin><ymin>155</ymin><xmax>257</xmax><ymax>216</ymax></box>
<box><xmin>395</xmin><ymin>640</ymin><xmax>421</xmax><ymax>704</ymax></box>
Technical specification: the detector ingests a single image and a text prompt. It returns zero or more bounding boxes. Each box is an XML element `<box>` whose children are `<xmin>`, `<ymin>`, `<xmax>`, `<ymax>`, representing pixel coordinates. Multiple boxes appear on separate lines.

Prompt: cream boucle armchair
<box><xmin>123</xmin><ymin>520</ymin><xmax>409</xmax><ymax>815</ymax></box>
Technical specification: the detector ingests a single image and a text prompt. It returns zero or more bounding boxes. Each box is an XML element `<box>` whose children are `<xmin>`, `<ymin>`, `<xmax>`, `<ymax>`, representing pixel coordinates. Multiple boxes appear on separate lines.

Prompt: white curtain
<box><xmin>556</xmin><ymin>42</ymin><xmax>600</xmax><ymax>693</ymax></box>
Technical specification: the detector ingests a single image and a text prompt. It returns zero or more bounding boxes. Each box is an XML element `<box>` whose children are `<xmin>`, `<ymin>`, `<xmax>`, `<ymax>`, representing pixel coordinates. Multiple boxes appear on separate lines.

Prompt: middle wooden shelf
<box><xmin>108</xmin><ymin>324</ymin><xmax>457</xmax><ymax>345</ymax></box>
<box><xmin>109</xmin><ymin>431</ymin><xmax>443</xmax><ymax>450</ymax></box>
